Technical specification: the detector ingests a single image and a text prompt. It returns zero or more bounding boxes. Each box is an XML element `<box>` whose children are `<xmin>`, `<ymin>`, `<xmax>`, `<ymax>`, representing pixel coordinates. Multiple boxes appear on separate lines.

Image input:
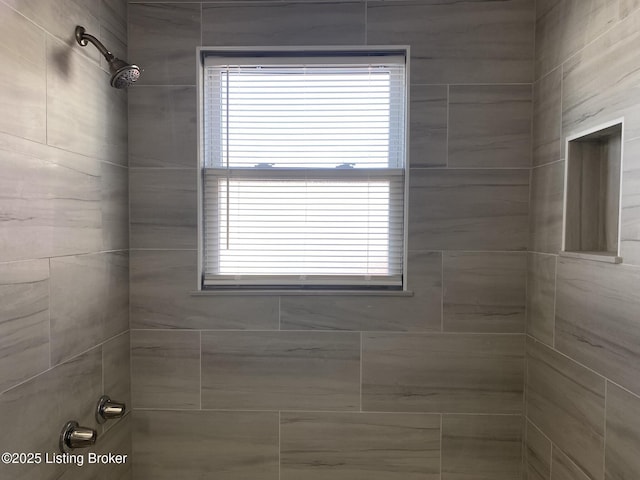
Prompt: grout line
<box><xmin>278</xmin><ymin>411</ymin><xmax>282</xmax><ymax>480</ymax></box>
<box><xmin>440</xmin><ymin>251</ymin><xmax>444</xmax><ymax>332</ymax></box>
<box><xmin>47</xmin><ymin>257</ymin><xmax>52</xmax><ymax>369</ymax></box>
<box><xmin>603</xmin><ymin>380</ymin><xmax>608</xmax><ymax>480</ymax></box>
<box><xmin>439</xmin><ymin>413</ymin><xmax>443</xmax><ymax>480</ymax></box>
<box><xmin>130</xmin><ymin>406</ymin><xmax>524</xmax><ymax>415</ymax></box>
<box><xmin>199</xmin><ymin>330</ymin><xmax>203</xmax><ymax>410</ymax></box>
<box><xmin>363</xmin><ymin>0</ymin><xmax>367</xmax><ymax>45</ymax></box>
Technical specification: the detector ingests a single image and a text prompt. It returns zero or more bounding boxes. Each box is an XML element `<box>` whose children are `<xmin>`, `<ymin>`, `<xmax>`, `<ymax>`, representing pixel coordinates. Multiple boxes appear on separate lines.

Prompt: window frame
<box><xmin>196</xmin><ymin>46</ymin><xmax>411</xmax><ymax>292</ymax></box>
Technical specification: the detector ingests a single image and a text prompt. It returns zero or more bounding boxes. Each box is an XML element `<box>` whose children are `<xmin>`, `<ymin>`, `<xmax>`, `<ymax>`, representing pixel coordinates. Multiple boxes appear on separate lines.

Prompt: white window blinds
<box><xmin>201</xmin><ymin>50</ymin><xmax>408</xmax><ymax>289</ymax></box>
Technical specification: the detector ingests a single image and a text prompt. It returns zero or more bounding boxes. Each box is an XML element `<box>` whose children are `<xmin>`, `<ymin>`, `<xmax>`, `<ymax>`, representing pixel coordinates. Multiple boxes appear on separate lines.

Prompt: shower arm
<box><xmin>75</xmin><ymin>26</ymin><xmax>114</xmax><ymax>61</ymax></box>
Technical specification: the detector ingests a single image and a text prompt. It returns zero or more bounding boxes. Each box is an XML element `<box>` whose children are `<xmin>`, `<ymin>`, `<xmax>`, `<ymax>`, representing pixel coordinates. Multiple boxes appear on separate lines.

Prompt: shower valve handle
<box><xmin>96</xmin><ymin>395</ymin><xmax>126</xmax><ymax>423</ymax></box>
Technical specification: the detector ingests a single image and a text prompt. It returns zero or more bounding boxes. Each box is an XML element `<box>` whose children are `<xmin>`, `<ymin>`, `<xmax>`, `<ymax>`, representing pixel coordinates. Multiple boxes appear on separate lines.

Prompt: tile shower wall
<box><xmin>128</xmin><ymin>1</ymin><xmax>534</xmax><ymax>479</ymax></box>
<box><xmin>0</xmin><ymin>1</ymin><xmax>131</xmax><ymax>479</ymax></box>
<box><xmin>526</xmin><ymin>2</ymin><xmax>640</xmax><ymax>480</ymax></box>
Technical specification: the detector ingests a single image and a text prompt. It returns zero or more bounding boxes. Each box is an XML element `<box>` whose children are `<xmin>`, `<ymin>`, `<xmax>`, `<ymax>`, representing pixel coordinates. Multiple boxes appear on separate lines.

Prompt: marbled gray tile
<box><xmin>130</xmin><ymin>168</ymin><xmax>196</xmax><ymax>249</ymax></box>
<box><xmin>442</xmin><ymin>414</ymin><xmax>522</xmax><ymax>480</ymax></box>
<box><xmin>5</xmin><ymin>0</ymin><xmax>102</xmax><ymax>64</ymax></box>
<box><xmin>202</xmin><ymin>331</ymin><xmax>360</xmax><ymax>411</ymax></box>
<box><xmin>526</xmin><ymin>421</ymin><xmax>551</xmax><ymax>480</ymax></box>
<box><xmin>448</xmin><ymin>85</ymin><xmax>532</xmax><ymax>168</ymax></box>
<box><xmin>281</xmin><ymin>412</ymin><xmax>440</xmax><ymax>480</ymax></box>
<box><xmin>130</xmin><ymin>249</ymin><xmax>279</xmax><ymax>330</ymax></box>
<box><xmin>280</xmin><ymin>251</ymin><xmax>441</xmax><ymax>331</ymax></box>
<box><xmin>443</xmin><ymin>252</ymin><xmax>526</xmax><ymax>333</ymax></box>
<box><xmin>0</xmin><ymin>133</ymin><xmax>103</xmax><ymax>262</ymax></box>
<box><xmin>526</xmin><ymin>337</ymin><xmax>605</xmax><ymax>480</ymax></box>
<box><xmin>410</xmin><ymin>85</ymin><xmax>447</xmax><ymax>168</ymax></box>
<box><xmin>128</xmin><ymin>86</ymin><xmax>197</xmax><ymax>168</ymax></box>
<box><xmin>0</xmin><ymin>348</ymin><xmax>102</xmax><ymax>480</ymax></box>
<box><xmin>202</xmin><ymin>2</ymin><xmax>365</xmax><ymax>46</ymax></box>
<box><xmin>100</xmin><ymin>0</ymin><xmax>128</xmax><ymax>41</ymax></box>
<box><xmin>533</xmin><ymin>67</ymin><xmax>562</xmax><ymax>167</ymax></box>
<box><xmin>128</xmin><ymin>3</ymin><xmax>201</xmax><ymax>85</ymax></box>
<box><xmin>0</xmin><ymin>2</ymin><xmax>46</xmax><ymax>143</ymax></box>
<box><xmin>131</xmin><ymin>330</ymin><xmax>200</xmax><ymax>409</ymax></box>
<box><xmin>620</xmin><ymin>0</ymin><xmax>640</xmax><ymax>18</ymax></box>
<box><xmin>50</xmin><ymin>251</ymin><xmax>129</xmax><ymax>365</ymax></box>
<box><xmin>367</xmin><ymin>0</ymin><xmax>534</xmax><ymax>84</ymax></box>
<box><xmin>526</xmin><ymin>253</ymin><xmax>556</xmax><ymax>346</ymax></box>
<box><xmin>133</xmin><ymin>410</ymin><xmax>279</xmax><ymax>480</ymax></box>
<box><xmin>47</xmin><ymin>37</ymin><xmax>128</xmax><ymax>165</ymax></box>
<box><xmin>530</xmin><ymin>161</ymin><xmax>564</xmax><ymax>254</ymax></box>
<box><xmin>535</xmin><ymin>0</ymin><xmax>618</xmax><ymax>79</ymax></box>
<box><xmin>621</xmin><ymin>137</ymin><xmax>640</xmax><ymax>265</ymax></box>
<box><xmin>362</xmin><ymin>333</ymin><xmax>524</xmax><ymax>414</ymax></box>
<box><xmin>0</xmin><ymin>260</ymin><xmax>49</xmax><ymax>394</ymax></box>
<box><xmin>103</xmin><ymin>332</ymin><xmax>130</xmax><ymax>432</ymax></box>
<box><xmin>551</xmin><ymin>447</ymin><xmax>590</xmax><ymax>480</ymax></box>
<box><xmin>605</xmin><ymin>383</ymin><xmax>640</xmax><ymax>480</ymax></box>
<box><xmin>555</xmin><ymin>257</ymin><xmax>640</xmax><ymax>397</ymax></box>
<box><xmin>101</xmin><ymin>161</ymin><xmax>129</xmax><ymax>251</ymax></box>
<box><xmin>409</xmin><ymin>169</ymin><xmax>529</xmax><ymax>251</ymax></box>
<box><xmin>562</xmin><ymin>12</ymin><xmax>640</xmax><ymax>144</ymax></box>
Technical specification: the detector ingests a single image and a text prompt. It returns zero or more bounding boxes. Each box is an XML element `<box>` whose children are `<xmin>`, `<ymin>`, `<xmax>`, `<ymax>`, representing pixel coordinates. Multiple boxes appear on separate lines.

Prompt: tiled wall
<box><xmin>128</xmin><ymin>1</ymin><xmax>533</xmax><ymax>479</ymax></box>
<box><xmin>0</xmin><ymin>1</ymin><xmax>131</xmax><ymax>479</ymax></box>
<box><xmin>526</xmin><ymin>2</ymin><xmax>640</xmax><ymax>480</ymax></box>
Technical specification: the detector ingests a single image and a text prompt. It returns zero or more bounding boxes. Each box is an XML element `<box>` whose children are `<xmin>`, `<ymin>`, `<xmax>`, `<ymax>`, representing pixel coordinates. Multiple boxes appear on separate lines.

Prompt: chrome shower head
<box><xmin>75</xmin><ymin>26</ymin><xmax>141</xmax><ymax>89</ymax></box>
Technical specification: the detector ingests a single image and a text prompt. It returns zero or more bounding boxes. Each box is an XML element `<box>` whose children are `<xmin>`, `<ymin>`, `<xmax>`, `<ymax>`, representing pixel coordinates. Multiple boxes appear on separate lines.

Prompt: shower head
<box><xmin>75</xmin><ymin>26</ymin><xmax>141</xmax><ymax>89</ymax></box>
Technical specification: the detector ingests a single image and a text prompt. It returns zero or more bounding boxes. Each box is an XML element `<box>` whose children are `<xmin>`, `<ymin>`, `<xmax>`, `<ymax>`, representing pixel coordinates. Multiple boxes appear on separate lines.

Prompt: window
<box><xmin>198</xmin><ymin>48</ymin><xmax>409</xmax><ymax>290</ymax></box>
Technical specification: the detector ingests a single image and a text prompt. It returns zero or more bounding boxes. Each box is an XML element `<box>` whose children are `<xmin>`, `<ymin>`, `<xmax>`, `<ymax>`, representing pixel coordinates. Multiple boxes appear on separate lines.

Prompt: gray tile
<box><xmin>130</xmin><ymin>168</ymin><xmax>196</xmax><ymax>249</ymax></box>
<box><xmin>101</xmin><ymin>161</ymin><xmax>129</xmax><ymax>251</ymax></box>
<box><xmin>280</xmin><ymin>251</ymin><xmax>442</xmax><ymax>331</ymax></box>
<box><xmin>530</xmin><ymin>161</ymin><xmax>564</xmax><ymax>254</ymax></box>
<box><xmin>128</xmin><ymin>86</ymin><xmax>197</xmax><ymax>168</ymax></box>
<box><xmin>0</xmin><ymin>2</ymin><xmax>46</xmax><ymax>143</ymax></box>
<box><xmin>133</xmin><ymin>410</ymin><xmax>279</xmax><ymax>480</ymax></box>
<box><xmin>562</xmin><ymin>12</ymin><xmax>640</xmax><ymax>144</ymax></box>
<box><xmin>6</xmin><ymin>0</ymin><xmax>102</xmax><ymax>63</ymax></box>
<box><xmin>128</xmin><ymin>3</ymin><xmax>201</xmax><ymax>85</ymax></box>
<box><xmin>100</xmin><ymin>0</ymin><xmax>128</xmax><ymax>41</ymax></box>
<box><xmin>551</xmin><ymin>448</ymin><xmax>590</xmax><ymax>480</ymax></box>
<box><xmin>0</xmin><ymin>133</ymin><xmax>104</xmax><ymax>262</ymax></box>
<box><xmin>441</xmin><ymin>414</ymin><xmax>523</xmax><ymax>480</ymax></box>
<box><xmin>47</xmin><ymin>37</ymin><xmax>128</xmax><ymax>165</ymax></box>
<box><xmin>526</xmin><ymin>253</ymin><xmax>556</xmax><ymax>346</ymax></box>
<box><xmin>202</xmin><ymin>331</ymin><xmax>360</xmax><ymax>411</ymax></box>
<box><xmin>410</xmin><ymin>85</ymin><xmax>447</xmax><ymax>168</ymax></box>
<box><xmin>103</xmin><ymin>332</ymin><xmax>131</xmax><ymax>432</ymax></box>
<box><xmin>0</xmin><ymin>260</ymin><xmax>49</xmax><ymax>393</ymax></box>
<box><xmin>0</xmin><ymin>348</ymin><xmax>102</xmax><ymax>480</ymax></box>
<box><xmin>362</xmin><ymin>333</ymin><xmax>524</xmax><ymax>414</ymax></box>
<box><xmin>535</xmin><ymin>0</ymin><xmax>618</xmax><ymax>79</ymax></box>
<box><xmin>555</xmin><ymin>257</ymin><xmax>640</xmax><ymax>397</ymax></box>
<box><xmin>50</xmin><ymin>251</ymin><xmax>129</xmax><ymax>365</ymax></box>
<box><xmin>448</xmin><ymin>85</ymin><xmax>532</xmax><ymax>168</ymax></box>
<box><xmin>281</xmin><ymin>412</ymin><xmax>440</xmax><ymax>480</ymax></box>
<box><xmin>620</xmin><ymin>0</ymin><xmax>640</xmax><ymax>18</ymax></box>
<box><xmin>526</xmin><ymin>421</ymin><xmax>551</xmax><ymax>480</ymax></box>
<box><xmin>526</xmin><ymin>337</ymin><xmax>605</xmax><ymax>480</ymax></box>
<box><xmin>533</xmin><ymin>68</ymin><xmax>562</xmax><ymax>167</ymax></box>
<box><xmin>443</xmin><ymin>252</ymin><xmax>526</xmax><ymax>333</ymax></box>
<box><xmin>202</xmin><ymin>2</ymin><xmax>365</xmax><ymax>46</ymax></box>
<box><xmin>130</xmin><ymin>249</ymin><xmax>279</xmax><ymax>330</ymax></box>
<box><xmin>409</xmin><ymin>169</ymin><xmax>530</xmax><ymax>251</ymax></box>
<box><xmin>605</xmin><ymin>383</ymin><xmax>640</xmax><ymax>480</ymax></box>
<box><xmin>131</xmin><ymin>330</ymin><xmax>200</xmax><ymax>409</ymax></box>
<box><xmin>367</xmin><ymin>0</ymin><xmax>534</xmax><ymax>84</ymax></box>
<box><xmin>621</xmin><ymin>137</ymin><xmax>640</xmax><ymax>265</ymax></box>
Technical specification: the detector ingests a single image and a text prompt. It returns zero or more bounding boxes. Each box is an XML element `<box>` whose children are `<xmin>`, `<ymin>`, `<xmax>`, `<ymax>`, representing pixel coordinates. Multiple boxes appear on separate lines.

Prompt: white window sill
<box><xmin>190</xmin><ymin>289</ymin><xmax>414</xmax><ymax>297</ymax></box>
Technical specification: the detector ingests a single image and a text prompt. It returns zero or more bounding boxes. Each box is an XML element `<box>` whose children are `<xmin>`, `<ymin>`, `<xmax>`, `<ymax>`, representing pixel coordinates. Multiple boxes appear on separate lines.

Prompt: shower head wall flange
<box><xmin>74</xmin><ymin>25</ymin><xmax>141</xmax><ymax>89</ymax></box>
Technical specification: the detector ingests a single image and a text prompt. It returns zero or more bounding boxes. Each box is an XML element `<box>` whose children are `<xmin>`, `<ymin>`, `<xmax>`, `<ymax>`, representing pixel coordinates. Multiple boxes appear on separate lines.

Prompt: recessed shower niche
<box><xmin>563</xmin><ymin>121</ymin><xmax>623</xmax><ymax>263</ymax></box>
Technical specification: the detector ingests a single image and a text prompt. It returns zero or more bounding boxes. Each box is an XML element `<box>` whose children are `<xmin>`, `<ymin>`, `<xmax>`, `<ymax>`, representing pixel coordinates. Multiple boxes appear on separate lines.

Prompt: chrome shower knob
<box><xmin>59</xmin><ymin>421</ymin><xmax>97</xmax><ymax>452</ymax></box>
<box><xmin>96</xmin><ymin>395</ymin><xmax>126</xmax><ymax>424</ymax></box>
